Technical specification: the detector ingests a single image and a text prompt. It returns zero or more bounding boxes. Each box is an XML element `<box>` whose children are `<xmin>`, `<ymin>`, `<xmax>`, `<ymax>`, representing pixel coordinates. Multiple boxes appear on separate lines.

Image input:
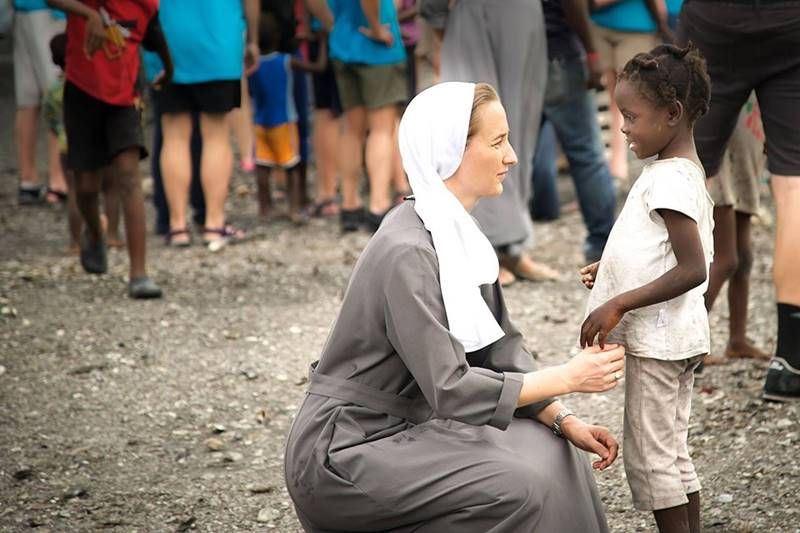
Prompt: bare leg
<box><xmin>772</xmin><ymin>175</ymin><xmax>800</xmax><ymax>305</ymax></box>
<box><xmin>365</xmin><ymin>104</ymin><xmax>397</xmax><ymax>215</ymax></box>
<box><xmin>101</xmin><ymin>166</ymin><xmax>124</xmax><ymax>247</ymax></box>
<box><xmin>199</xmin><ymin>112</ymin><xmax>234</xmax><ymax>239</ymax></box>
<box><xmin>606</xmin><ymin>70</ymin><xmax>628</xmax><ymax>181</ymax></box>
<box><xmin>15</xmin><ymin>107</ymin><xmax>40</xmax><ymax>188</ymax></box>
<box><xmin>73</xmin><ymin>169</ymin><xmax>104</xmax><ymax>243</ymax></box>
<box><xmin>255</xmin><ymin>165</ymin><xmax>273</xmax><ymax>220</ymax></box>
<box><xmin>704</xmin><ymin>205</ymin><xmax>738</xmax><ymax>311</ymax></box>
<box><xmin>161</xmin><ymin>112</ymin><xmax>193</xmax><ymax>243</ymax></box>
<box><xmin>653</xmin><ymin>504</ymin><xmax>690</xmax><ymax>533</ymax></box>
<box><xmin>65</xmin><ymin>168</ymin><xmax>82</xmax><ymax>253</ymax></box>
<box><xmin>46</xmin><ymin>131</ymin><xmax>67</xmax><ymax>196</ymax></box>
<box><xmin>391</xmin><ymin>116</ymin><xmax>409</xmax><ymax>203</ymax></box>
<box><xmin>312</xmin><ymin>108</ymin><xmax>341</xmax><ymax>206</ymax></box>
<box><xmin>112</xmin><ymin>148</ymin><xmax>149</xmax><ymax>279</ymax></box>
<box><xmin>686</xmin><ymin>492</ymin><xmax>701</xmax><ymax>533</ymax></box>
<box><xmin>230</xmin><ymin>79</ymin><xmax>254</xmax><ymax>170</ymax></box>
<box><xmin>340</xmin><ymin>106</ymin><xmax>367</xmax><ymax>210</ymax></box>
<box><xmin>726</xmin><ymin>212</ymin><xmax>768</xmax><ymax>359</ymax></box>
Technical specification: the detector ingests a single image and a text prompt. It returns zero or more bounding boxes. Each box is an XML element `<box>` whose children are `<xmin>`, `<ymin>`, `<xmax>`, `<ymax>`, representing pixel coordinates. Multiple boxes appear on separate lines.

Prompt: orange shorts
<box><xmin>254</xmin><ymin>123</ymin><xmax>299</xmax><ymax>169</ymax></box>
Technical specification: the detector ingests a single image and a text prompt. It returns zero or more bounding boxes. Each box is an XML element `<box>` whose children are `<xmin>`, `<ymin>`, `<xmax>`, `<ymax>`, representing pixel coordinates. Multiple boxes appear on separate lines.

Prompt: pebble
<box><xmin>224</xmin><ymin>452</ymin><xmax>244</xmax><ymax>463</ymax></box>
<box><xmin>247</xmin><ymin>483</ymin><xmax>274</xmax><ymax>494</ymax></box>
<box><xmin>256</xmin><ymin>508</ymin><xmax>278</xmax><ymax>523</ymax></box>
<box><xmin>0</xmin><ymin>365</ymin><xmax>5</xmax><ymax>376</ymax></box>
<box><xmin>205</xmin><ymin>438</ymin><xmax>225</xmax><ymax>451</ymax></box>
<box><xmin>718</xmin><ymin>494</ymin><xmax>734</xmax><ymax>504</ymax></box>
<box><xmin>776</xmin><ymin>418</ymin><xmax>793</xmax><ymax>429</ymax></box>
<box><xmin>13</xmin><ymin>466</ymin><xmax>33</xmax><ymax>481</ymax></box>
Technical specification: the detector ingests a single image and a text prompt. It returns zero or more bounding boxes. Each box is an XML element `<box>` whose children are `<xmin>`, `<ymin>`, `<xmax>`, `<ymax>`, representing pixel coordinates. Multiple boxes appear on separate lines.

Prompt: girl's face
<box><xmin>451</xmin><ymin>100</ymin><xmax>518</xmax><ymax>199</ymax></box>
<box><xmin>615</xmin><ymin>79</ymin><xmax>678</xmax><ymax>160</ymax></box>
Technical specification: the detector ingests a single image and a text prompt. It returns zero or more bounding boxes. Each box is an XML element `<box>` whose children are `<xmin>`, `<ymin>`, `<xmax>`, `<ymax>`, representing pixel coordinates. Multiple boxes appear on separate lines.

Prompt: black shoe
<box><xmin>18</xmin><ymin>186</ymin><xmax>43</xmax><ymax>206</ymax></box>
<box><xmin>79</xmin><ymin>232</ymin><xmax>107</xmax><ymax>275</ymax></box>
<box><xmin>763</xmin><ymin>357</ymin><xmax>800</xmax><ymax>402</ymax></box>
<box><xmin>128</xmin><ymin>276</ymin><xmax>163</xmax><ymax>299</ymax></box>
<box><xmin>364</xmin><ymin>210</ymin><xmax>387</xmax><ymax>233</ymax></box>
<box><xmin>340</xmin><ymin>207</ymin><xmax>365</xmax><ymax>233</ymax></box>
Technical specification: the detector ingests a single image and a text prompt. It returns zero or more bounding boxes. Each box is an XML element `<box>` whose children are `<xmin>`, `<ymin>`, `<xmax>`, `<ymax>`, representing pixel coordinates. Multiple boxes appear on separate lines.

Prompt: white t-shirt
<box><xmin>584</xmin><ymin>158</ymin><xmax>714</xmax><ymax>360</ymax></box>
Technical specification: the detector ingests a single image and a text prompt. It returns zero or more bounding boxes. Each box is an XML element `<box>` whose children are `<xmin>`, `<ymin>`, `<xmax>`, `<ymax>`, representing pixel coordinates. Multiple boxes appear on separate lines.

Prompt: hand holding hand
<box><xmin>579</xmin><ymin>261</ymin><xmax>600</xmax><ymax>289</ymax></box>
<box><xmin>358</xmin><ymin>24</ymin><xmax>394</xmax><ymax>47</ymax></box>
<box><xmin>244</xmin><ymin>41</ymin><xmax>260</xmax><ymax>76</ymax></box>
<box><xmin>580</xmin><ymin>298</ymin><xmax>624</xmax><ymax>348</ymax></box>
<box><xmin>561</xmin><ymin>417</ymin><xmax>619</xmax><ymax>470</ymax></box>
<box><xmin>564</xmin><ymin>344</ymin><xmax>625</xmax><ymax>393</ymax></box>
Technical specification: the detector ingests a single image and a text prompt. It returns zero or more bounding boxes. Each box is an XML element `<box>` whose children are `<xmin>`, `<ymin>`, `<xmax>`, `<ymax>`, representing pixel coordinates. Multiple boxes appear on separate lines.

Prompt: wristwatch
<box><xmin>550</xmin><ymin>408</ymin><xmax>575</xmax><ymax>438</ymax></box>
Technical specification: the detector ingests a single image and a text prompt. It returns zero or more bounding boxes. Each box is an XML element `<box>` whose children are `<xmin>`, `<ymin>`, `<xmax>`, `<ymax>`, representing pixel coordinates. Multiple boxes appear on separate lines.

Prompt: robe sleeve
<box><xmin>384</xmin><ymin>245</ymin><xmax>524</xmax><ymax>430</ymax></box>
<box><xmin>473</xmin><ymin>283</ymin><xmax>556</xmax><ymax>418</ymax></box>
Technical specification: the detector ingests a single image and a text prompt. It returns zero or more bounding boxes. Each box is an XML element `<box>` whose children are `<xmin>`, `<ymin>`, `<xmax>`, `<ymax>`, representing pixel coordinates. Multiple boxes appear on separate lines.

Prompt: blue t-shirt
<box><xmin>248</xmin><ymin>52</ymin><xmax>297</xmax><ymax>128</ymax></box>
<box><xmin>328</xmin><ymin>0</ymin><xmax>405</xmax><ymax>65</ymax></box>
<box><xmin>13</xmin><ymin>0</ymin><xmax>64</xmax><ymax>18</ymax></box>
<box><xmin>159</xmin><ymin>0</ymin><xmax>246</xmax><ymax>84</ymax></box>
<box><xmin>591</xmin><ymin>0</ymin><xmax>657</xmax><ymax>33</ymax></box>
<box><xmin>666</xmin><ymin>0</ymin><xmax>683</xmax><ymax>16</ymax></box>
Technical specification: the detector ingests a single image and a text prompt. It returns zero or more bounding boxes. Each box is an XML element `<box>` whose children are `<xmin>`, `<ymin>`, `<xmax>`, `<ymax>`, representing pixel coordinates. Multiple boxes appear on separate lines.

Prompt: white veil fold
<box><xmin>398</xmin><ymin>82</ymin><xmax>504</xmax><ymax>352</ymax></box>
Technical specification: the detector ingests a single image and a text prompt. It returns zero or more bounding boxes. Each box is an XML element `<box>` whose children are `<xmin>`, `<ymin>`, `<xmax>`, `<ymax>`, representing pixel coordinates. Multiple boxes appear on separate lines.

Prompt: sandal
<box><xmin>202</xmin><ymin>224</ymin><xmax>247</xmax><ymax>251</ymax></box>
<box><xmin>165</xmin><ymin>228</ymin><xmax>191</xmax><ymax>247</ymax></box>
<box><xmin>305</xmin><ymin>198</ymin><xmax>340</xmax><ymax>218</ymax></box>
<box><xmin>45</xmin><ymin>187</ymin><xmax>68</xmax><ymax>205</ymax></box>
<box><xmin>18</xmin><ymin>185</ymin><xmax>43</xmax><ymax>206</ymax></box>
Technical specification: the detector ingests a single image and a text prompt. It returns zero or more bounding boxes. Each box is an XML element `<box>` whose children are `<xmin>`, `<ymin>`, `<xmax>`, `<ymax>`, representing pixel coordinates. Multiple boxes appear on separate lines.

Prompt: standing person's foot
<box><xmin>79</xmin><ymin>231</ymin><xmax>107</xmax><ymax>274</ymax></box>
<box><xmin>725</xmin><ymin>339</ymin><xmax>770</xmax><ymax>361</ymax></box>
<box><xmin>763</xmin><ymin>357</ymin><xmax>800</xmax><ymax>402</ymax></box>
<box><xmin>498</xmin><ymin>267</ymin><xmax>516</xmax><ymax>287</ymax></box>
<box><xmin>45</xmin><ymin>187</ymin><xmax>68</xmax><ymax>206</ymax></box>
<box><xmin>364</xmin><ymin>210</ymin><xmax>387</xmax><ymax>233</ymax></box>
<box><xmin>18</xmin><ymin>185</ymin><xmax>43</xmax><ymax>205</ymax></box>
<box><xmin>128</xmin><ymin>276</ymin><xmax>163</xmax><ymax>299</ymax></box>
<box><xmin>499</xmin><ymin>253</ymin><xmax>561</xmax><ymax>282</ymax></box>
<box><xmin>340</xmin><ymin>207</ymin><xmax>365</xmax><ymax>233</ymax></box>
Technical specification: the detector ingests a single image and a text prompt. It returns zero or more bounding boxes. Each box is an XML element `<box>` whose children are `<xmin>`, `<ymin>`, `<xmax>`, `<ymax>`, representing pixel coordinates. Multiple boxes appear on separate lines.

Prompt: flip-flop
<box><xmin>202</xmin><ymin>224</ymin><xmax>247</xmax><ymax>250</ymax></box>
<box><xmin>165</xmin><ymin>228</ymin><xmax>191</xmax><ymax>248</ymax></box>
<box><xmin>45</xmin><ymin>187</ymin><xmax>68</xmax><ymax>205</ymax></box>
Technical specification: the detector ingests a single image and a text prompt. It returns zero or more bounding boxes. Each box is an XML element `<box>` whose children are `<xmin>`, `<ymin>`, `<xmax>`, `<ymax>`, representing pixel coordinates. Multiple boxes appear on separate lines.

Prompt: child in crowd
<box><xmin>580</xmin><ymin>44</ymin><xmax>712</xmax><ymax>533</ymax></box>
<box><xmin>702</xmin><ymin>93</ymin><xmax>769</xmax><ymax>366</ymax></box>
<box><xmin>248</xmin><ymin>11</ymin><xmax>324</xmax><ymax>222</ymax></box>
<box><xmin>47</xmin><ymin>0</ymin><xmax>171</xmax><ymax>299</ymax></box>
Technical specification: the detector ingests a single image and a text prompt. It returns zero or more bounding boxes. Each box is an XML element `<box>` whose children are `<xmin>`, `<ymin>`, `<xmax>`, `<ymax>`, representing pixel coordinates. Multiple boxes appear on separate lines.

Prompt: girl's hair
<box><xmin>467</xmin><ymin>83</ymin><xmax>500</xmax><ymax>142</ymax></box>
<box><xmin>618</xmin><ymin>43</ymin><xmax>711</xmax><ymax>124</ymax></box>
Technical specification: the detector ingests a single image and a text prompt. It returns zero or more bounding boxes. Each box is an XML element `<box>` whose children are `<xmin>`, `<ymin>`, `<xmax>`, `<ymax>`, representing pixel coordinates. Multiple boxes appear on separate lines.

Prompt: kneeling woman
<box><xmin>284</xmin><ymin>82</ymin><xmax>624</xmax><ymax>532</ymax></box>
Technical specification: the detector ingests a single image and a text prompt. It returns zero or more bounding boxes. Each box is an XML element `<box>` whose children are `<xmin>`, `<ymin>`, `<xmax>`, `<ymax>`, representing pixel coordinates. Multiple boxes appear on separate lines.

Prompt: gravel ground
<box><xmin>1</xmin><ymin>37</ymin><xmax>798</xmax><ymax>533</ymax></box>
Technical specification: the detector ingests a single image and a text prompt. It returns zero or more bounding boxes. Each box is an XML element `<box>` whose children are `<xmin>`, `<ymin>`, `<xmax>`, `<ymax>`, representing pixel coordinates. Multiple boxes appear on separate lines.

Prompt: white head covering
<box><xmin>399</xmin><ymin>82</ymin><xmax>505</xmax><ymax>352</ymax></box>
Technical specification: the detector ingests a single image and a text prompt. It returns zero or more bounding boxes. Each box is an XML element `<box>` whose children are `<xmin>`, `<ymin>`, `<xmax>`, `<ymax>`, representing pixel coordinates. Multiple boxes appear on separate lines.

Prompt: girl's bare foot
<box><xmin>498</xmin><ymin>267</ymin><xmax>516</xmax><ymax>287</ymax></box>
<box><xmin>500</xmin><ymin>253</ymin><xmax>561</xmax><ymax>282</ymax></box>
<box><xmin>725</xmin><ymin>339</ymin><xmax>770</xmax><ymax>361</ymax></box>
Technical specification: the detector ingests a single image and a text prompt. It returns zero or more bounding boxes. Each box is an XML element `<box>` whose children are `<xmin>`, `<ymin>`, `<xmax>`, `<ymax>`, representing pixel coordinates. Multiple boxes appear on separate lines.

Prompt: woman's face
<box><xmin>452</xmin><ymin>100</ymin><xmax>518</xmax><ymax>199</ymax></box>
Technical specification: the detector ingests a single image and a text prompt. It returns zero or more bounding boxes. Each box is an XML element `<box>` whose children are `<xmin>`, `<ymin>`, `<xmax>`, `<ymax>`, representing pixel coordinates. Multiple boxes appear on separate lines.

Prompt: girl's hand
<box><xmin>83</xmin><ymin>10</ymin><xmax>106</xmax><ymax>58</ymax></box>
<box><xmin>561</xmin><ymin>417</ymin><xmax>619</xmax><ymax>470</ymax></box>
<box><xmin>579</xmin><ymin>261</ymin><xmax>600</xmax><ymax>289</ymax></box>
<box><xmin>580</xmin><ymin>299</ymin><xmax>624</xmax><ymax>348</ymax></box>
<box><xmin>564</xmin><ymin>344</ymin><xmax>625</xmax><ymax>393</ymax></box>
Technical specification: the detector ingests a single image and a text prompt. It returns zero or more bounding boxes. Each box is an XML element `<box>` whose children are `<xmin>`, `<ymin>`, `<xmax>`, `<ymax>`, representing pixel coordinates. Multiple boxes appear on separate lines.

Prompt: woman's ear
<box><xmin>668</xmin><ymin>100</ymin><xmax>684</xmax><ymax>127</ymax></box>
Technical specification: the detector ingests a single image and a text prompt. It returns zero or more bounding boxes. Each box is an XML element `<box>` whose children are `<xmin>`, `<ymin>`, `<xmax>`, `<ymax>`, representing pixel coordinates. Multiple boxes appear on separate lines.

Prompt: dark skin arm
<box><xmin>580</xmin><ymin>209</ymin><xmax>708</xmax><ymax>348</ymax></box>
<box><xmin>46</xmin><ymin>0</ymin><xmax>105</xmax><ymax>57</ymax></box>
<box><xmin>141</xmin><ymin>15</ymin><xmax>173</xmax><ymax>89</ymax></box>
<box><xmin>291</xmin><ymin>33</ymin><xmax>327</xmax><ymax>73</ymax></box>
<box><xmin>560</xmin><ymin>0</ymin><xmax>603</xmax><ymax>90</ymax></box>
<box><xmin>243</xmin><ymin>0</ymin><xmax>261</xmax><ymax>76</ymax></box>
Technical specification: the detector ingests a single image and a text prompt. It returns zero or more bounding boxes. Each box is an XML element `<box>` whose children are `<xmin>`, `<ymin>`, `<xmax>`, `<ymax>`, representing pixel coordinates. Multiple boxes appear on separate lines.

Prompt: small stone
<box><xmin>13</xmin><ymin>466</ymin><xmax>33</xmax><ymax>480</ymax></box>
<box><xmin>205</xmin><ymin>437</ymin><xmax>225</xmax><ymax>451</ymax></box>
<box><xmin>223</xmin><ymin>451</ymin><xmax>244</xmax><ymax>463</ymax></box>
<box><xmin>289</xmin><ymin>326</ymin><xmax>302</xmax><ymax>335</ymax></box>
<box><xmin>247</xmin><ymin>483</ymin><xmax>274</xmax><ymax>494</ymax></box>
<box><xmin>0</xmin><ymin>365</ymin><xmax>5</xmax><ymax>377</ymax></box>
<box><xmin>717</xmin><ymin>493</ymin><xmax>733</xmax><ymax>504</ymax></box>
<box><xmin>256</xmin><ymin>508</ymin><xmax>277</xmax><ymax>523</ymax></box>
<box><xmin>776</xmin><ymin>418</ymin><xmax>793</xmax><ymax>429</ymax></box>
<box><xmin>63</xmin><ymin>486</ymin><xmax>88</xmax><ymax>500</ymax></box>
<box><xmin>211</xmin><ymin>424</ymin><xmax>226</xmax><ymax>434</ymax></box>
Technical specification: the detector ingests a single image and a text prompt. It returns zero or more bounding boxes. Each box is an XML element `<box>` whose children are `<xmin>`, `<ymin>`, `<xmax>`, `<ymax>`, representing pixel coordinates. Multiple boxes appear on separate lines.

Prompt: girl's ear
<box><xmin>668</xmin><ymin>100</ymin><xmax>684</xmax><ymax>127</ymax></box>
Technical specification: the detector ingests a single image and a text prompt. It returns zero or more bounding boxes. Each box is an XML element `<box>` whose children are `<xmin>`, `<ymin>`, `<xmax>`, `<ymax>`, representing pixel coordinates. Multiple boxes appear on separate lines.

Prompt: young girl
<box><xmin>579</xmin><ymin>44</ymin><xmax>712</xmax><ymax>533</ymax></box>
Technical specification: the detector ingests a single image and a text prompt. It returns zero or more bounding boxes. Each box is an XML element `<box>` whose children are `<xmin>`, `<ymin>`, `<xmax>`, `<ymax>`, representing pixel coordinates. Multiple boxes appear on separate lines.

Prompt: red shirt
<box><xmin>65</xmin><ymin>0</ymin><xmax>158</xmax><ymax>106</ymax></box>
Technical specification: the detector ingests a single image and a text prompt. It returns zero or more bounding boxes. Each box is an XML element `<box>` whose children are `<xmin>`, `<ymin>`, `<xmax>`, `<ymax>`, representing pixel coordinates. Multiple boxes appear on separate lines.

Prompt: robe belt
<box><xmin>307</xmin><ymin>362</ymin><xmax>432</xmax><ymax>425</ymax></box>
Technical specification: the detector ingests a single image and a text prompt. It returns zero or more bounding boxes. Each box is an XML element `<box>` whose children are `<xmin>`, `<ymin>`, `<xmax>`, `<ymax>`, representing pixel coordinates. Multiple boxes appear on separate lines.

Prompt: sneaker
<box><xmin>18</xmin><ymin>185</ymin><xmax>43</xmax><ymax>206</ymax></box>
<box><xmin>128</xmin><ymin>276</ymin><xmax>163</xmax><ymax>299</ymax></box>
<box><xmin>79</xmin><ymin>231</ymin><xmax>107</xmax><ymax>275</ymax></box>
<box><xmin>340</xmin><ymin>207</ymin><xmax>365</xmax><ymax>233</ymax></box>
<box><xmin>762</xmin><ymin>357</ymin><xmax>800</xmax><ymax>402</ymax></box>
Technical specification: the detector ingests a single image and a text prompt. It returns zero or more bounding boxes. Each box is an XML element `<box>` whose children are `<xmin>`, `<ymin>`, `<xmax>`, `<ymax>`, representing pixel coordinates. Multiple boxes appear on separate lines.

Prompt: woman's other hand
<box><xmin>564</xmin><ymin>344</ymin><xmax>624</xmax><ymax>393</ymax></box>
<box><xmin>561</xmin><ymin>417</ymin><xmax>619</xmax><ymax>470</ymax></box>
<box><xmin>579</xmin><ymin>261</ymin><xmax>599</xmax><ymax>289</ymax></box>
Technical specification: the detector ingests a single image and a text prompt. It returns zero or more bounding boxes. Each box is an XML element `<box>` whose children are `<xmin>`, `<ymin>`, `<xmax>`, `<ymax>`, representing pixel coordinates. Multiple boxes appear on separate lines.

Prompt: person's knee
<box><xmin>735</xmin><ymin>246</ymin><xmax>753</xmax><ymax>277</ymax></box>
<box><xmin>74</xmin><ymin>172</ymin><xmax>102</xmax><ymax>194</ymax></box>
<box><xmin>714</xmin><ymin>249</ymin><xmax>739</xmax><ymax>281</ymax></box>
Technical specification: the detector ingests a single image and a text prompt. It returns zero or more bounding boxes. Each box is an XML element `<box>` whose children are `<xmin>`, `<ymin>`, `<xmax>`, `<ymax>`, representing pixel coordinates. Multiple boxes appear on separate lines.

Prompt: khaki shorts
<box><xmin>591</xmin><ymin>24</ymin><xmax>656</xmax><ymax>73</ymax></box>
<box><xmin>709</xmin><ymin>93</ymin><xmax>766</xmax><ymax>216</ymax></box>
<box><xmin>623</xmin><ymin>354</ymin><xmax>703</xmax><ymax>511</ymax></box>
<box><xmin>333</xmin><ymin>61</ymin><xmax>407</xmax><ymax>111</ymax></box>
<box><xmin>13</xmin><ymin>10</ymin><xmax>65</xmax><ymax>108</ymax></box>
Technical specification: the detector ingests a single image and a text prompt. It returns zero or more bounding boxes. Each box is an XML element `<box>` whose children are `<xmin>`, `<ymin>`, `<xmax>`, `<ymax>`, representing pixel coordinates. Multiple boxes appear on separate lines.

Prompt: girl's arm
<box><xmin>291</xmin><ymin>36</ymin><xmax>327</xmax><ymax>73</ymax></box>
<box><xmin>46</xmin><ymin>0</ymin><xmax>105</xmax><ymax>56</ymax></box>
<box><xmin>580</xmin><ymin>209</ymin><xmax>707</xmax><ymax>348</ymax></box>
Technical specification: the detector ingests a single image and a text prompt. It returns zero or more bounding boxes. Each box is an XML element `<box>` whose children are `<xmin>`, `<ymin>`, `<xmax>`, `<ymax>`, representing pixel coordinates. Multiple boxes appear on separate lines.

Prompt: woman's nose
<box><xmin>505</xmin><ymin>144</ymin><xmax>518</xmax><ymax>166</ymax></box>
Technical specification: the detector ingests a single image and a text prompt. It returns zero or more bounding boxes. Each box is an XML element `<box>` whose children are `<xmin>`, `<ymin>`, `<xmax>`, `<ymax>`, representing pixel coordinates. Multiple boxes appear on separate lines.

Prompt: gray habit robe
<box><xmin>440</xmin><ymin>0</ymin><xmax>547</xmax><ymax>249</ymax></box>
<box><xmin>284</xmin><ymin>202</ymin><xmax>609</xmax><ymax>532</ymax></box>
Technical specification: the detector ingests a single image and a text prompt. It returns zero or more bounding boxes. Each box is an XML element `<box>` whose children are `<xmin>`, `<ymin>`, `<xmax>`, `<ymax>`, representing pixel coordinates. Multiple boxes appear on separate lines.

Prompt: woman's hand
<box><xmin>579</xmin><ymin>261</ymin><xmax>600</xmax><ymax>289</ymax></box>
<box><xmin>561</xmin><ymin>417</ymin><xmax>619</xmax><ymax>470</ymax></box>
<box><xmin>564</xmin><ymin>344</ymin><xmax>624</xmax><ymax>393</ymax></box>
<box><xmin>580</xmin><ymin>298</ymin><xmax>624</xmax><ymax>348</ymax></box>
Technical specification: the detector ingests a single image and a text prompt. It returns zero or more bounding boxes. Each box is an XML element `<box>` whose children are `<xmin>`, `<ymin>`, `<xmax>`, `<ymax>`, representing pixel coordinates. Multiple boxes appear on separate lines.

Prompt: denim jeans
<box><xmin>531</xmin><ymin>56</ymin><xmax>616</xmax><ymax>260</ymax></box>
<box><xmin>150</xmin><ymin>91</ymin><xmax>205</xmax><ymax>235</ymax></box>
